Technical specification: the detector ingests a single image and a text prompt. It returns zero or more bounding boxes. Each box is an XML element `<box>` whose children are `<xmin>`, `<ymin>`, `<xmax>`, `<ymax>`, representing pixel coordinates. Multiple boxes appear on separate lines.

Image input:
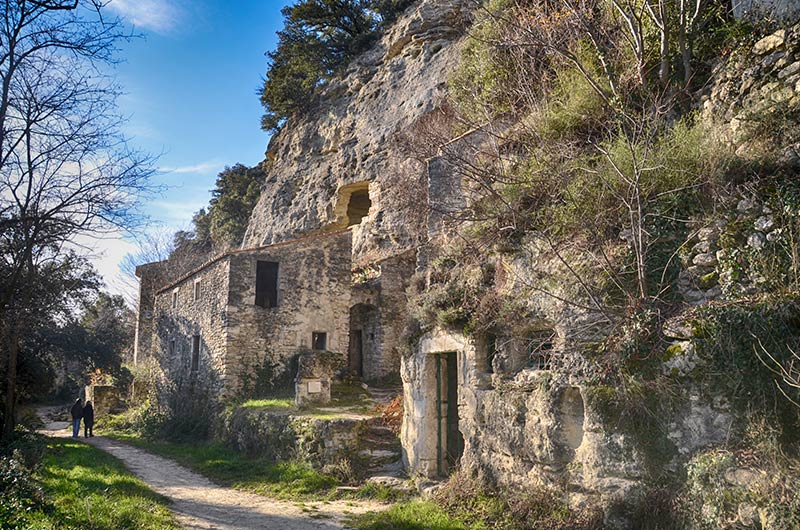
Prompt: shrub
<box><xmin>0</xmin><ymin>430</ymin><xmax>47</xmax><ymax>529</ymax></box>
<box><xmin>0</xmin><ymin>455</ymin><xmax>46</xmax><ymax>529</ymax></box>
<box><xmin>433</xmin><ymin>469</ymin><xmax>603</xmax><ymax>530</ymax></box>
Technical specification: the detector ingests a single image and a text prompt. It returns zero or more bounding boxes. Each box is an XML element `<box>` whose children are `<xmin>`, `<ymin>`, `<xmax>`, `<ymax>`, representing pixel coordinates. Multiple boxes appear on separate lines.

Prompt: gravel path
<box><xmin>38</xmin><ymin>409</ymin><xmax>380</xmax><ymax>530</ymax></box>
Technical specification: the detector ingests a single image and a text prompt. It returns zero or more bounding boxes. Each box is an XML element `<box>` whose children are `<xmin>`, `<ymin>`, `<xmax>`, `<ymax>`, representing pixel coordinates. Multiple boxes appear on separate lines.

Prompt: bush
<box><xmin>0</xmin><ymin>430</ymin><xmax>47</xmax><ymax>529</ymax></box>
<box><xmin>0</xmin><ymin>455</ymin><xmax>46</xmax><ymax>529</ymax></box>
<box><xmin>433</xmin><ymin>469</ymin><xmax>603</xmax><ymax>530</ymax></box>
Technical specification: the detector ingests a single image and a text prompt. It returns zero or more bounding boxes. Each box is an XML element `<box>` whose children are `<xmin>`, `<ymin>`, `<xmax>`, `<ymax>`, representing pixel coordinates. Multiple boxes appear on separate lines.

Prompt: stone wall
<box><xmin>144</xmin><ymin>230</ymin><xmax>353</xmax><ymax>398</ymax></box>
<box><xmin>225</xmin><ymin>230</ymin><xmax>353</xmax><ymax>395</ymax></box>
<box><xmin>703</xmin><ymin>22</ymin><xmax>800</xmax><ymax>149</ymax></box>
<box><xmin>152</xmin><ymin>257</ymin><xmax>232</xmax><ymax>392</ymax></box>
<box><xmin>216</xmin><ymin>407</ymin><xmax>364</xmax><ymax>468</ymax></box>
<box><xmin>84</xmin><ymin>385</ymin><xmax>122</xmax><ymax>419</ymax></box>
<box><xmin>133</xmin><ymin>261</ymin><xmax>166</xmax><ymax>363</ymax></box>
<box><xmin>403</xmin><ymin>322</ymin><xmax>739</xmax><ymax>525</ymax></box>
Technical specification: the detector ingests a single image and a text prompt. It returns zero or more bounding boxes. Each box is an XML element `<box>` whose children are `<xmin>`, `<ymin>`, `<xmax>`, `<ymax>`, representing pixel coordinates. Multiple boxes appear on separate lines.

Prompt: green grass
<box><xmin>24</xmin><ymin>438</ymin><xmax>178</xmax><ymax>529</ymax></box>
<box><xmin>239</xmin><ymin>398</ymin><xmax>295</xmax><ymax>411</ymax></box>
<box><xmin>238</xmin><ymin>385</ymin><xmax>377</xmax><ymax>419</ymax></box>
<box><xmin>348</xmin><ymin>501</ymin><xmax>468</xmax><ymax>530</ymax></box>
<box><xmin>104</xmin><ymin>434</ymin><xmax>338</xmax><ymax>501</ymax></box>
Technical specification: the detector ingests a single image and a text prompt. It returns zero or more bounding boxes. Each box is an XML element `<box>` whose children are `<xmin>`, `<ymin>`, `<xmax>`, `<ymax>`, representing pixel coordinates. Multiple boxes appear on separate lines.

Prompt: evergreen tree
<box><xmin>261</xmin><ymin>0</ymin><xmax>414</xmax><ymax>131</ymax></box>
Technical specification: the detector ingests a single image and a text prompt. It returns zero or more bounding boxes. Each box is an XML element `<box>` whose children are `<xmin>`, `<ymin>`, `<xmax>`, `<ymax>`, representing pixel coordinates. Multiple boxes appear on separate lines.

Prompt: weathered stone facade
<box><xmin>138</xmin><ymin>230</ymin><xmax>353</xmax><ymax>397</ymax></box>
<box><xmin>84</xmin><ymin>385</ymin><xmax>122</xmax><ymax>419</ymax></box>
<box><xmin>135</xmin><ymin>0</ymin><xmax>459</xmax><ymax>404</ymax></box>
<box><xmin>133</xmin><ymin>261</ymin><xmax>165</xmax><ymax>364</ymax></box>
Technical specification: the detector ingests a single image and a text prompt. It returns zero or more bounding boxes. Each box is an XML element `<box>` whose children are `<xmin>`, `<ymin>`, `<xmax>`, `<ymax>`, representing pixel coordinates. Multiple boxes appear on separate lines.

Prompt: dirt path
<box><xmin>38</xmin><ymin>408</ymin><xmax>380</xmax><ymax>530</ymax></box>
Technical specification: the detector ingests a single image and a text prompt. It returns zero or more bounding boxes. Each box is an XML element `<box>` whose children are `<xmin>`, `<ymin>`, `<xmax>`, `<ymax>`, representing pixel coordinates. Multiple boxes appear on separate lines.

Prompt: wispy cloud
<box><xmin>159</xmin><ymin>160</ymin><xmax>223</xmax><ymax>175</ymax></box>
<box><xmin>108</xmin><ymin>0</ymin><xmax>184</xmax><ymax>34</ymax></box>
<box><xmin>150</xmin><ymin>200</ymin><xmax>209</xmax><ymax>222</ymax></box>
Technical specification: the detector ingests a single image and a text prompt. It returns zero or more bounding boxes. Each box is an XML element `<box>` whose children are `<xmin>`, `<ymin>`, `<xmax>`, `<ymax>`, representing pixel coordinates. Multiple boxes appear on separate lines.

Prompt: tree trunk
<box><xmin>659</xmin><ymin>1</ymin><xmax>670</xmax><ymax>86</ymax></box>
<box><xmin>2</xmin><ymin>325</ymin><xmax>19</xmax><ymax>439</ymax></box>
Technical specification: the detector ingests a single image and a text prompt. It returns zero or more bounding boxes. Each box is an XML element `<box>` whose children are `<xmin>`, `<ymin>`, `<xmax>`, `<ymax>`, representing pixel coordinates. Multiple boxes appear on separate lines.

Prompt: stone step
<box><xmin>359</xmin><ymin>449</ymin><xmax>400</xmax><ymax>460</ymax></box>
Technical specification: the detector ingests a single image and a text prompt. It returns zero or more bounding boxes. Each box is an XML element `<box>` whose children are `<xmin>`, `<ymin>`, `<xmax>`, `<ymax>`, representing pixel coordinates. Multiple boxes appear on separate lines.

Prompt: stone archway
<box><xmin>348</xmin><ymin>303</ymin><xmax>380</xmax><ymax>380</ymax></box>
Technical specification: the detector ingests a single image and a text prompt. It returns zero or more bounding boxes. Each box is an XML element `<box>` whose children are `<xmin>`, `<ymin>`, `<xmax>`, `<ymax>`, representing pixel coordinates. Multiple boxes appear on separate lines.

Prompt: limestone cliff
<box><xmin>243</xmin><ymin>0</ymin><xmax>469</xmax><ymax>265</ymax></box>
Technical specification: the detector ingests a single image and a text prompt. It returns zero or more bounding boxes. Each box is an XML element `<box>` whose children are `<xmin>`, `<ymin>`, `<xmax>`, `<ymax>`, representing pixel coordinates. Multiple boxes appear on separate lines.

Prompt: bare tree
<box><xmin>0</xmin><ymin>0</ymin><xmax>155</xmax><ymax>438</ymax></box>
<box><xmin>756</xmin><ymin>339</ymin><xmax>800</xmax><ymax>409</ymax></box>
<box><xmin>408</xmin><ymin>0</ymin><xmax>727</xmax><ymax>343</ymax></box>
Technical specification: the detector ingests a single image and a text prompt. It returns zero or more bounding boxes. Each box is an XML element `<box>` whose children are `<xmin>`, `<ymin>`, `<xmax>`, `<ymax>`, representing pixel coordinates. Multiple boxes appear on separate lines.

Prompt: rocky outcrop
<box><xmin>703</xmin><ymin>22</ymin><xmax>800</xmax><ymax>156</ymax></box>
<box><xmin>243</xmin><ymin>0</ymin><xmax>470</xmax><ymax>265</ymax></box>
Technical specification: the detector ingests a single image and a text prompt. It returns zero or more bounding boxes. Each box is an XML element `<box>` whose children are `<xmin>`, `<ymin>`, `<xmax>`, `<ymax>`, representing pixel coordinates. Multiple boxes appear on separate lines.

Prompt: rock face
<box><xmin>243</xmin><ymin>0</ymin><xmax>470</xmax><ymax>265</ymax></box>
<box><xmin>732</xmin><ymin>0</ymin><xmax>800</xmax><ymax>22</ymax></box>
<box><xmin>703</xmin><ymin>21</ymin><xmax>800</xmax><ymax>152</ymax></box>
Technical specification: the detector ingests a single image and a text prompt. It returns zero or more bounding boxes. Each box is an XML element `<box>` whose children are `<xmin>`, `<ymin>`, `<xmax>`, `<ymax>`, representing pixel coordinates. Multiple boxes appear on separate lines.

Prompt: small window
<box><xmin>191</xmin><ymin>335</ymin><xmax>200</xmax><ymax>371</ymax></box>
<box><xmin>255</xmin><ymin>261</ymin><xmax>279</xmax><ymax>308</ymax></box>
<box><xmin>312</xmin><ymin>332</ymin><xmax>327</xmax><ymax>351</ymax></box>
<box><xmin>169</xmin><ymin>339</ymin><xmax>176</xmax><ymax>356</ymax></box>
<box><xmin>194</xmin><ymin>280</ymin><xmax>201</xmax><ymax>302</ymax></box>
<box><xmin>527</xmin><ymin>330</ymin><xmax>555</xmax><ymax>370</ymax></box>
<box><xmin>172</xmin><ymin>289</ymin><xmax>178</xmax><ymax>309</ymax></box>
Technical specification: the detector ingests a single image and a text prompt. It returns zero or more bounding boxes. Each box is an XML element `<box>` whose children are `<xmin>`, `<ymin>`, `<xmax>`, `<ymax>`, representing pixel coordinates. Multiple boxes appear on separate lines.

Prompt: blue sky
<box><xmin>91</xmin><ymin>0</ymin><xmax>293</xmax><ymax>297</ymax></box>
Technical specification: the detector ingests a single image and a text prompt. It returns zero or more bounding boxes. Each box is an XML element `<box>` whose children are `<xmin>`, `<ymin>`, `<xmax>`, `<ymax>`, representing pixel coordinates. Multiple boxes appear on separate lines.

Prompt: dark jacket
<box><xmin>70</xmin><ymin>400</ymin><xmax>83</xmax><ymax>420</ymax></box>
<box><xmin>83</xmin><ymin>403</ymin><xmax>94</xmax><ymax>426</ymax></box>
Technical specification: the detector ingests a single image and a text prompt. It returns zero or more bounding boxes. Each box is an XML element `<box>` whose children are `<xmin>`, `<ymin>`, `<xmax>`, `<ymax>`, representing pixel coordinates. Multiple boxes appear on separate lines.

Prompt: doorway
<box><xmin>348</xmin><ymin>304</ymin><xmax>380</xmax><ymax>380</ymax></box>
<box><xmin>435</xmin><ymin>352</ymin><xmax>463</xmax><ymax>476</ymax></box>
<box><xmin>349</xmin><ymin>328</ymin><xmax>363</xmax><ymax>377</ymax></box>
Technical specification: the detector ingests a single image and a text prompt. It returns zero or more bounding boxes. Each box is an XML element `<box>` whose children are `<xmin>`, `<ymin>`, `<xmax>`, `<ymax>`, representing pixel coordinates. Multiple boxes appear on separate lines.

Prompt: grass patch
<box><xmin>237</xmin><ymin>384</ymin><xmax>375</xmax><ymax>418</ymax></box>
<box><xmin>23</xmin><ymin>438</ymin><xmax>177</xmax><ymax>529</ymax></box>
<box><xmin>239</xmin><ymin>398</ymin><xmax>295</xmax><ymax>412</ymax></box>
<box><xmin>104</xmin><ymin>434</ymin><xmax>338</xmax><ymax>501</ymax></box>
<box><xmin>348</xmin><ymin>501</ymin><xmax>467</xmax><ymax>530</ymax></box>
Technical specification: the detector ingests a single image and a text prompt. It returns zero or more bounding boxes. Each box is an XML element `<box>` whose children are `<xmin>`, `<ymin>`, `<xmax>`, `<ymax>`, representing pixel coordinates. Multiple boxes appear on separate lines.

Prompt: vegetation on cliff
<box><xmin>403</xmin><ymin>0</ymin><xmax>800</xmax><ymax>526</ymax></box>
<box><xmin>260</xmin><ymin>0</ymin><xmax>415</xmax><ymax>131</ymax></box>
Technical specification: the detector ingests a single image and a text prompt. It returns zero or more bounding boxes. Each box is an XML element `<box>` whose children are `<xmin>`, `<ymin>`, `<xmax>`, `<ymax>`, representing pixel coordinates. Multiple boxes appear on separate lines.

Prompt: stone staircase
<box><xmin>358</xmin><ymin>384</ymin><xmax>407</xmax><ymax>487</ymax></box>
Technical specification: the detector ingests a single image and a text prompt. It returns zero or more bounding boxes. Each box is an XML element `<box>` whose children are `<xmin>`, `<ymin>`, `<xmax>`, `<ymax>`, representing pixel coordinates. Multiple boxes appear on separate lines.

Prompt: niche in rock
<box><xmin>347</xmin><ymin>189</ymin><xmax>371</xmax><ymax>226</ymax></box>
<box><xmin>559</xmin><ymin>387</ymin><xmax>585</xmax><ymax>455</ymax></box>
<box><xmin>332</xmin><ymin>182</ymin><xmax>372</xmax><ymax>229</ymax></box>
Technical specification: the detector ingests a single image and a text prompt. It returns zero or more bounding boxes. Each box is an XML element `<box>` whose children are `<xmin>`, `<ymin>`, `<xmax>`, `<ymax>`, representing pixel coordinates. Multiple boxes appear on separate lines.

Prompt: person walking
<box><xmin>70</xmin><ymin>399</ymin><xmax>82</xmax><ymax>438</ymax></box>
<box><xmin>83</xmin><ymin>401</ymin><xmax>94</xmax><ymax>438</ymax></box>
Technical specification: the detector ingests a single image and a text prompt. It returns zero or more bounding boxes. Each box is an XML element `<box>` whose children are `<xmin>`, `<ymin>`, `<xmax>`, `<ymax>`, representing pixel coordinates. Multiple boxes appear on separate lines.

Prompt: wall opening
<box><xmin>255</xmin><ymin>261</ymin><xmax>279</xmax><ymax>308</ymax></box>
<box><xmin>312</xmin><ymin>332</ymin><xmax>327</xmax><ymax>351</ymax></box>
<box><xmin>346</xmin><ymin>189</ymin><xmax>371</xmax><ymax>226</ymax></box>
<box><xmin>191</xmin><ymin>335</ymin><xmax>200</xmax><ymax>372</ymax></box>
<box><xmin>349</xmin><ymin>303</ymin><xmax>380</xmax><ymax>380</ymax></box>
<box><xmin>330</xmin><ymin>182</ymin><xmax>371</xmax><ymax>230</ymax></box>
<box><xmin>435</xmin><ymin>351</ymin><xmax>463</xmax><ymax>476</ymax></box>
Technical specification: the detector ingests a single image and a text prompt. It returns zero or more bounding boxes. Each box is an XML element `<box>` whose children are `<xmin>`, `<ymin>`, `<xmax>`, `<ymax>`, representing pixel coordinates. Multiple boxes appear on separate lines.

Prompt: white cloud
<box><xmin>159</xmin><ymin>160</ymin><xmax>223</xmax><ymax>175</ymax></box>
<box><xmin>71</xmin><ymin>233</ymin><xmax>139</xmax><ymax>302</ymax></box>
<box><xmin>150</xmin><ymin>199</ymin><xmax>209</xmax><ymax>222</ymax></box>
<box><xmin>108</xmin><ymin>0</ymin><xmax>184</xmax><ymax>34</ymax></box>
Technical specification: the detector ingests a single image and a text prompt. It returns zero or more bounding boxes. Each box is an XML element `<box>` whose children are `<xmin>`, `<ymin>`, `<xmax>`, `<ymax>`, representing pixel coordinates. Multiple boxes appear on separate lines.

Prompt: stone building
<box><xmin>136</xmin><ymin>230</ymin><xmax>353</xmax><ymax>398</ymax></box>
